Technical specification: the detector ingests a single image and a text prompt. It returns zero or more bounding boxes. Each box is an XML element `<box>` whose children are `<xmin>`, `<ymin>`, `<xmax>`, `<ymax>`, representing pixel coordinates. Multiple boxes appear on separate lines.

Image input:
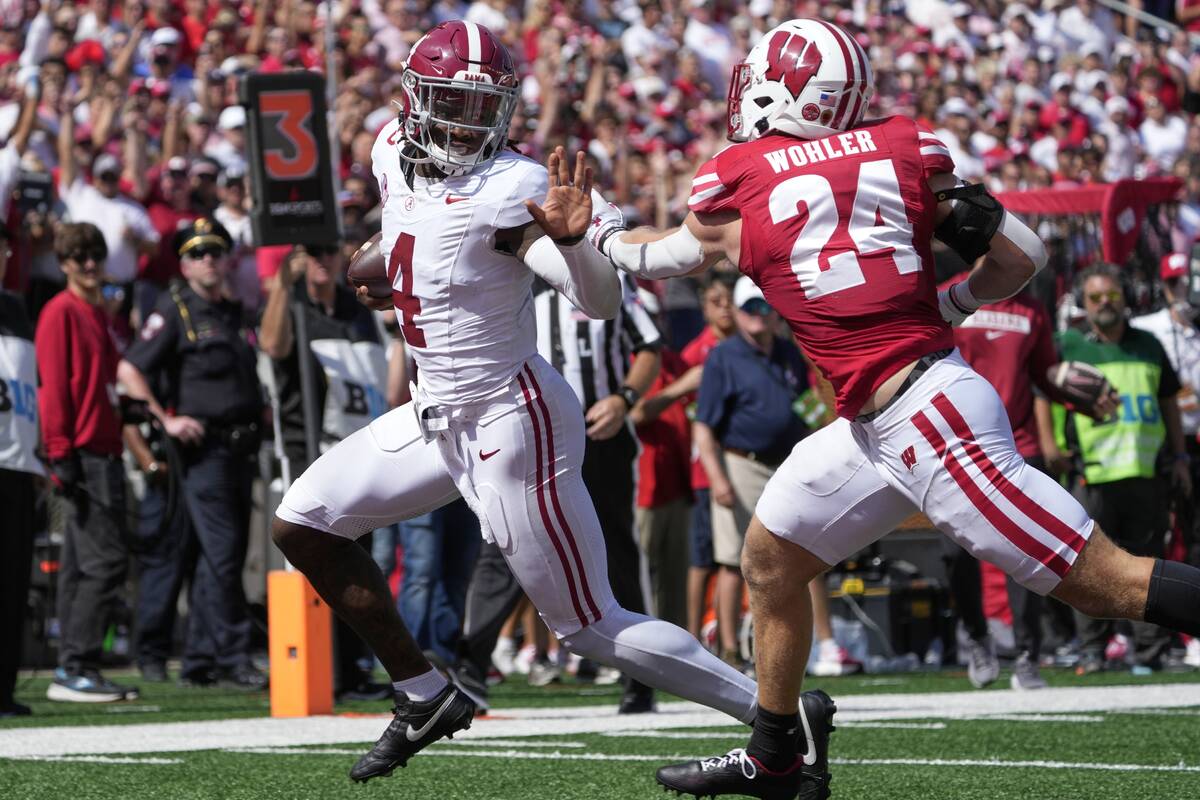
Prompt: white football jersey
<box><xmin>371</xmin><ymin>120</ymin><xmax>549</xmax><ymax>405</ymax></box>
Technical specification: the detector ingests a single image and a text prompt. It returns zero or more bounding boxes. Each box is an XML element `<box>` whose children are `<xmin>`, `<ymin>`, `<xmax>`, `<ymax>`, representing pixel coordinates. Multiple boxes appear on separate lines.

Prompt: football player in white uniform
<box><xmin>270</xmin><ymin>20</ymin><xmax>758</xmax><ymax>783</ymax></box>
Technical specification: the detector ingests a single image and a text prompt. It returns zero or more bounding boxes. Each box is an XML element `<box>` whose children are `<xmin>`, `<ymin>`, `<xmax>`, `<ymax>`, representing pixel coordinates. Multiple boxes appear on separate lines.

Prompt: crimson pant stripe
<box><xmin>517</xmin><ymin>372</ymin><xmax>587</xmax><ymax>624</ymax></box>
<box><xmin>523</xmin><ymin>364</ymin><xmax>603</xmax><ymax>623</ymax></box>
<box><xmin>814</xmin><ymin>19</ymin><xmax>855</xmax><ymax>129</ymax></box>
<box><xmin>912</xmin><ymin>410</ymin><xmax>1071</xmax><ymax>578</ymax></box>
<box><xmin>930</xmin><ymin>393</ymin><xmax>1085</xmax><ymax>555</ymax></box>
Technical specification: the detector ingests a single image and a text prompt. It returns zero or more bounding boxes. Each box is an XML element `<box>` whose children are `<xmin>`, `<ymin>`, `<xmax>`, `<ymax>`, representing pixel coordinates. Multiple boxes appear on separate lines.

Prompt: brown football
<box><xmin>347</xmin><ymin>232</ymin><xmax>392</xmax><ymax>299</ymax></box>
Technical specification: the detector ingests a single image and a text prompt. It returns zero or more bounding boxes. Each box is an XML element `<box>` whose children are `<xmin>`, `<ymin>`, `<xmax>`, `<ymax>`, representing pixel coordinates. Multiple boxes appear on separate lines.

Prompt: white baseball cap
<box><xmin>150</xmin><ymin>27</ymin><xmax>181</xmax><ymax>48</ymax></box>
<box><xmin>218</xmin><ymin>105</ymin><xmax>246</xmax><ymax>131</ymax></box>
<box><xmin>733</xmin><ymin>276</ymin><xmax>767</xmax><ymax>311</ymax></box>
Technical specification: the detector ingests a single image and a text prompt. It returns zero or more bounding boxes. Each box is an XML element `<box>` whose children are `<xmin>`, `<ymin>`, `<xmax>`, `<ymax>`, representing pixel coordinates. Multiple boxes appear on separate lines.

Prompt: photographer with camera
<box><xmin>34</xmin><ymin>222</ymin><xmax>137</xmax><ymax>703</ymax></box>
<box><xmin>117</xmin><ymin>218</ymin><xmax>267</xmax><ymax>689</ymax></box>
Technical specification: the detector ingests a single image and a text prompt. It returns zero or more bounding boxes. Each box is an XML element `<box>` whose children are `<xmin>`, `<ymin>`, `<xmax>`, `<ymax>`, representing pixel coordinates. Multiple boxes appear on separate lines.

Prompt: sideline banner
<box><xmin>239</xmin><ymin>72</ymin><xmax>339</xmax><ymax>247</ymax></box>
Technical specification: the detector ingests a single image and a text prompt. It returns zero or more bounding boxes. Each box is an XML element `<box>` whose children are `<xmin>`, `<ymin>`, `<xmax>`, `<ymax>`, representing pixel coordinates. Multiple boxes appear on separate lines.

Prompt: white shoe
<box><xmin>1186</xmin><ymin>638</ymin><xmax>1200</xmax><ymax>668</ymax></box>
<box><xmin>527</xmin><ymin>659</ymin><xmax>561</xmax><ymax>688</ymax></box>
<box><xmin>1009</xmin><ymin>652</ymin><xmax>1047</xmax><ymax>690</ymax></box>
<box><xmin>808</xmin><ymin>638</ymin><xmax>863</xmax><ymax>677</ymax></box>
<box><xmin>965</xmin><ymin>636</ymin><xmax>1000</xmax><ymax>688</ymax></box>
<box><xmin>491</xmin><ymin>638</ymin><xmax>518</xmax><ymax>676</ymax></box>
<box><xmin>593</xmin><ymin>665</ymin><xmax>622</xmax><ymax>685</ymax></box>
<box><xmin>512</xmin><ymin>643</ymin><xmax>535</xmax><ymax>676</ymax></box>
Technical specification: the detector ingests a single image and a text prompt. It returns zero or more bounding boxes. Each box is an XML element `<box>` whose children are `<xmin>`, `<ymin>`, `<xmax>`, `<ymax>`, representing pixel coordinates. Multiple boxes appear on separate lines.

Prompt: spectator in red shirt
<box><xmin>645</xmin><ymin>271</ymin><xmax>737</xmax><ymax>640</ymax></box>
<box><xmin>944</xmin><ymin>275</ymin><xmax>1064</xmax><ymax>690</ymax></box>
<box><xmin>35</xmin><ymin>222</ymin><xmax>137</xmax><ymax>703</ymax></box>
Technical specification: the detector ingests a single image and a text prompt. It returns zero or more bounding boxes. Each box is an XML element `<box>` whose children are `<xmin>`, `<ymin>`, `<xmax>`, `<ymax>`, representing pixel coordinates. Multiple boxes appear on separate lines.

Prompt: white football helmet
<box><xmin>726</xmin><ymin>19</ymin><xmax>874</xmax><ymax>143</ymax></box>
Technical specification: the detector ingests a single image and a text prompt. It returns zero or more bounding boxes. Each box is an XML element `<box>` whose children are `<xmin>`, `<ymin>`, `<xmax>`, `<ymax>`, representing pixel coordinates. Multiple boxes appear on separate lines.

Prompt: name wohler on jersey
<box><xmin>761</xmin><ymin>129</ymin><xmax>881</xmax><ymax>174</ymax></box>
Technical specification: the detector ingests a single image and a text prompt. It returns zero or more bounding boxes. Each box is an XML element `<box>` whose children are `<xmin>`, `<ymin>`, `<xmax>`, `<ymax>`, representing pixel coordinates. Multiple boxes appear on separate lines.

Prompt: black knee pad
<box><xmin>1144</xmin><ymin>559</ymin><xmax>1200</xmax><ymax>637</ymax></box>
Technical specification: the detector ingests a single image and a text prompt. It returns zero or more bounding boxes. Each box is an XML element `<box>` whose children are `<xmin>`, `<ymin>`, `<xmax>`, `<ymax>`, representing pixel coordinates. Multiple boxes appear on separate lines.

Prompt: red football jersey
<box><xmin>688</xmin><ymin>116</ymin><xmax>956</xmax><ymax>418</ymax></box>
<box><xmin>948</xmin><ymin>291</ymin><xmax>1058</xmax><ymax>459</ymax></box>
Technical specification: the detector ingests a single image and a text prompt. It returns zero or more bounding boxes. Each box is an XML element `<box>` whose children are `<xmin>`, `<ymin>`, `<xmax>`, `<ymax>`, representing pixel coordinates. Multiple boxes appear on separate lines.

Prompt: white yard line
<box><xmin>221</xmin><ymin>747</ymin><xmax>1200</xmax><ymax>774</ymax></box>
<box><xmin>2</xmin><ymin>683</ymin><xmax>1199</xmax><ymax>759</ymax></box>
<box><xmin>10</xmin><ymin>755</ymin><xmax>183</xmax><ymax>765</ymax></box>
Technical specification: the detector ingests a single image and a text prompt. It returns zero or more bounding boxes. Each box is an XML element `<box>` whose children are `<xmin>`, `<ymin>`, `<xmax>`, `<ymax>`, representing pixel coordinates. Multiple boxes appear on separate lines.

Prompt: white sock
<box><xmin>392</xmin><ymin>668</ymin><xmax>448</xmax><ymax>702</ymax></box>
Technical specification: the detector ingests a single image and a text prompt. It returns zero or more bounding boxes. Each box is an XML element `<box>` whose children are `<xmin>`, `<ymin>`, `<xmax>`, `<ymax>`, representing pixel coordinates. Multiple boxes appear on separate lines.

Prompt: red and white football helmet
<box><xmin>398</xmin><ymin>20</ymin><xmax>518</xmax><ymax>177</ymax></box>
<box><xmin>726</xmin><ymin>19</ymin><xmax>873</xmax><ymax>143</ymax></box>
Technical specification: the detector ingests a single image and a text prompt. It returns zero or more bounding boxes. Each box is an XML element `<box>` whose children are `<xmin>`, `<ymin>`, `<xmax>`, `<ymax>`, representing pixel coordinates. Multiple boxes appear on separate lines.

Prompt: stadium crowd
<box><xmin>4</xmin><ymin>0</ymin><xmax>1200</xmax><ymax>714</ymax></box>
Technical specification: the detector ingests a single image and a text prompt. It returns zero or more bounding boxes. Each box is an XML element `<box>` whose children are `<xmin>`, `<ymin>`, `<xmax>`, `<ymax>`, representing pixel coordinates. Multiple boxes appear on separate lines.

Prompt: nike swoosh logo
<box><xmin>445</xmin><ymin>195</ymin><xmax>470</xmax><ymax>204</ymax></box>
<box><xmin>799</xmin><ymin>702</ymin><xmax>818</xmax><ymax>766</ymax></box>
<box><xmin>985</xmin><ymin>331</ymin><xmax>1006</xmax><ymax>340</ymax></box>
<box><xmin>405</xmin><ymin>691</ymin><xmax>457</xmax><ymax>741</ymax></box>
<box><xmin>479</xmin><ymin>448</ymin><xmax>501</xmax><ymax>461</ymax></box>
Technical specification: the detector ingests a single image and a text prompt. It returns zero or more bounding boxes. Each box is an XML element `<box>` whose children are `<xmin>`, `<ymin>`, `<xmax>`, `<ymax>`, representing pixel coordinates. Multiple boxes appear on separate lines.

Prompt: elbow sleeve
<box><xmin>608</xmin><ymin>227</ymin><xmax>705</xmax><ymax>279</ymax></box>
<box><xmin>526</xmin><ymin>235</ymin><xmax>621</xmax><ymax>319</ymax></box>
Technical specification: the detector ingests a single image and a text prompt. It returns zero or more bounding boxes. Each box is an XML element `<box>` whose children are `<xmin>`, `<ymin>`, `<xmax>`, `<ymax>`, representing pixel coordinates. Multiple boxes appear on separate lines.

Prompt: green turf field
<box><xmin>4</xmin><ymin>669</ymin><xmax>1200</xmax><ymax>800</ymax></box>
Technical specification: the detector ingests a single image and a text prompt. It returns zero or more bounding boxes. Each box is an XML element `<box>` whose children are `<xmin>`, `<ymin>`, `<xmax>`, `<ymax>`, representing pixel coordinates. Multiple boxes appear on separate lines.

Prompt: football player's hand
<box><xmin>355</xmin><ymin>284</ymin><xmax>394</xmax><ymax>311</ymax></box>
<box><xmin>588</xmin><ymin>188</ymin><xmax>626</xmax><ymax>258</ymax></box>
<box><xmin>526</xmin><ymin>147</ymin><xmax>593</xmax><ymax>242</ymax></box>
<box><xmin>585</xmin><ymin>394</ymin><xmax>626</xmax><ymax>440</ymax></box>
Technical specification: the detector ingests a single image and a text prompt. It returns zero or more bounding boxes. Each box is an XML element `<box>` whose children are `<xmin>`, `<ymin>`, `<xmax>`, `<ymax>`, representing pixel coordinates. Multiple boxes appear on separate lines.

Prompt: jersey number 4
<box><xmin>387</xmin><ymin>232</ymin><xmax>427</xmax><ymax>347</ymax></box>
<box><xmin>769</xmin><ymin>159</ymin><xmax>919</xmax><ymax>299</ymax></box>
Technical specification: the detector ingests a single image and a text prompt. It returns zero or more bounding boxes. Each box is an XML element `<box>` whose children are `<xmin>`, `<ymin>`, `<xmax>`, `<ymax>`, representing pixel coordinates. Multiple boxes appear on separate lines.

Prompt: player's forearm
<box><xmin>966</xmin><ymin>232</ymin><xmax>1039</xmax><ymax>303</ymax></box>
<box><xmin>608</xmin><ymin>226</ymin><xmax>707</xmax><ymax>279</ymax></box>
<box><xmin>525</xmin><ymin>236</ymin><xmax>621</xmax><ymax>319</ymax></box>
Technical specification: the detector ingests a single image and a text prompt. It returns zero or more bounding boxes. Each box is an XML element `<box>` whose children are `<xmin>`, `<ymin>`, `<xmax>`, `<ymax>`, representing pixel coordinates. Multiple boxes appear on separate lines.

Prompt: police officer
<box><xmin>117</xmin><ymin>218</ymin><xmax>267</xmax><ymax>689</ymax></box>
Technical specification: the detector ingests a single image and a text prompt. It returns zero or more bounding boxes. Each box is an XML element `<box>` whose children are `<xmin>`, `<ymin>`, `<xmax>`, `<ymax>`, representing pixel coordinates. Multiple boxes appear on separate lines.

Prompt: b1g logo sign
<box><xmin>240</xmin><ymin>72</ymin><xmax>339</xmax><ymax>247</ymax></box>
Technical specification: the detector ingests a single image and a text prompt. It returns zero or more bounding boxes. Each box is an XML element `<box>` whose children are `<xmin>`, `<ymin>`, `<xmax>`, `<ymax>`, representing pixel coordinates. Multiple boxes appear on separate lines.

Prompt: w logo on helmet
<box><xmin>764</xmin><ymin>31</ymin><xmax>823</xmax><ymax>99</ymax></box>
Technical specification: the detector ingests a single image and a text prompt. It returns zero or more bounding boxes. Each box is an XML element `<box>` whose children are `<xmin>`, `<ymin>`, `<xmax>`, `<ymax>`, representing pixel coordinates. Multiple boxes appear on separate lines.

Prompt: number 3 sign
<box><xmin>239</xmin><ymin>72</ymin><xmax>339</xmax><ymax>247</ymax></box>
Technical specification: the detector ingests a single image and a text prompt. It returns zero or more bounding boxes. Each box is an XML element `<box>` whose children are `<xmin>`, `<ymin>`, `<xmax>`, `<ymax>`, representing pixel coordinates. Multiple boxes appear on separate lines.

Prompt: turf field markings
<box><xmin>830</xmin><ymin>756</ymin><xmax>1200</xmax><ymax>773</ymax></box>
<box><xmin>6</xmin><ymin>684</ymin><xmax>1200</xmax><ymax>759</ymax></box>
<box><xmin>1110</xmin><ymin>708</ymin><xmax>1200</xmax><ymax>717</ymax></box>
<box><xmin>105</xmin><ymin>705</ymin><xmax>162</xmax><ymax>714</ymax></box>
<box><xmin>10</xmin><ymin>755</ymin><xmax>183</xmax><ymax>765</ymax></box>
<box><xmin>970</xmin><ymin>714</ymin><xmax>1105</xmax><ymax>723</ymax></box>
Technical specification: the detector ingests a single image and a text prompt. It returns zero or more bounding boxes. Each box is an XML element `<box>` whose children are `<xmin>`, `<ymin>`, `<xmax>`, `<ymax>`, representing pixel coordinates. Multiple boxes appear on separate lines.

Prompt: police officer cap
<box><xmin>175</xmin><ymin>217</ymin><xmax>234</xmax><ymax>257</ymax></box>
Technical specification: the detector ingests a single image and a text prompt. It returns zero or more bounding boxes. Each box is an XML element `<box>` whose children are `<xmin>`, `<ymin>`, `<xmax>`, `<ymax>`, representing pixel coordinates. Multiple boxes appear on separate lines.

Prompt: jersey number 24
<box><xmin>769</xmin><ymin>158</ymin><xmax>920</xmax><ymax>299</ymax></box>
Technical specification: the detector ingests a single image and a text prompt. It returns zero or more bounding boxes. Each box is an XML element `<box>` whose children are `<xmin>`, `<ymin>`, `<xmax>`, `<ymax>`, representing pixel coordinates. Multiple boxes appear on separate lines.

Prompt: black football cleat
<box><xmin>655</xmin><ymin>689</ymin><xmax>837</xmax><ymax>800</ymax></box>
<box><xmin>348</xmin><ymin>684</ymin><xmax>476</xmax><ymax>783</ymax></box>
<box><xmin>795</xmin><ymin>689</ymin><xmax>837</xmax><ymax>797</ymax></box>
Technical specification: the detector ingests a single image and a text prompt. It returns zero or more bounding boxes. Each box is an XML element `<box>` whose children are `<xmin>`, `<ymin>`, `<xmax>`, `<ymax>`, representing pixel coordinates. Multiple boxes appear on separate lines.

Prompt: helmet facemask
<box><xmin>399</xmin><ymin>70</ymin><xmax>518</xmax><ymax>177</ymax></box>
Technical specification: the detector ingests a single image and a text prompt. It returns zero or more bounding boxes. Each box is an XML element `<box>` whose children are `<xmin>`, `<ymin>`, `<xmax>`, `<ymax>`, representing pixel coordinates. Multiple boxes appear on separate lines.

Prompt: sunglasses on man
<box><xmin>1086</xmin><ymin>290</ymin><xmax>1122</xmax><ymax>304</ymax></box>
<box><xmin>184</xmin><ymin>245</ymin><xmax>227</xmax><ymax>260</ymax></box>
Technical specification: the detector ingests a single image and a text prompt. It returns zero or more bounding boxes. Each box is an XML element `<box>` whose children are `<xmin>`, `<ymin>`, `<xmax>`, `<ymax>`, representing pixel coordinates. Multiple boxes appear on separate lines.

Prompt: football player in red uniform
<box><xmin>589</xmin><ymin>18</ymin><xmax>1200</xmax><ymax>800</ymax></box>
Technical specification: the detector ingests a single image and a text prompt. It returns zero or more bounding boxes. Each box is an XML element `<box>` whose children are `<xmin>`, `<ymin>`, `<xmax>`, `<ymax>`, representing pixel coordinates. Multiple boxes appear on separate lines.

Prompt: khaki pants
<box><xmin>636</xmin><ymin>497</ymin><xmax>691</xmax><ymax>627</ymax></box>
<box><xmin>711</xmin><ymin>452</ymin><xmax>776</xmax><ymax>568</ymax></box>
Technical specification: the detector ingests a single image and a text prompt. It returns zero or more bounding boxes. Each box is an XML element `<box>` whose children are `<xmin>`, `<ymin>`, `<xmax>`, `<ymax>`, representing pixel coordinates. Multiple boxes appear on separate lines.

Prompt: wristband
<box><xmin>948</xmin><ymin>280</ymin><xmax>982</xmax><ymax>315</ymax></box>
<box><xmin>553</xmin><ymin>233</ymin><xmax>585</xmax><ymax>247</ymax></box>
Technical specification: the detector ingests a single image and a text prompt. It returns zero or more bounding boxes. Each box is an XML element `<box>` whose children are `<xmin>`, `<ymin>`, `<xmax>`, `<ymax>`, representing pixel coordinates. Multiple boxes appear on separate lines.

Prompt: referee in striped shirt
<box><xmin>534</xmin><ymin>274</ymin><xmax>663</xmax><ymax>712</ymax></box>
